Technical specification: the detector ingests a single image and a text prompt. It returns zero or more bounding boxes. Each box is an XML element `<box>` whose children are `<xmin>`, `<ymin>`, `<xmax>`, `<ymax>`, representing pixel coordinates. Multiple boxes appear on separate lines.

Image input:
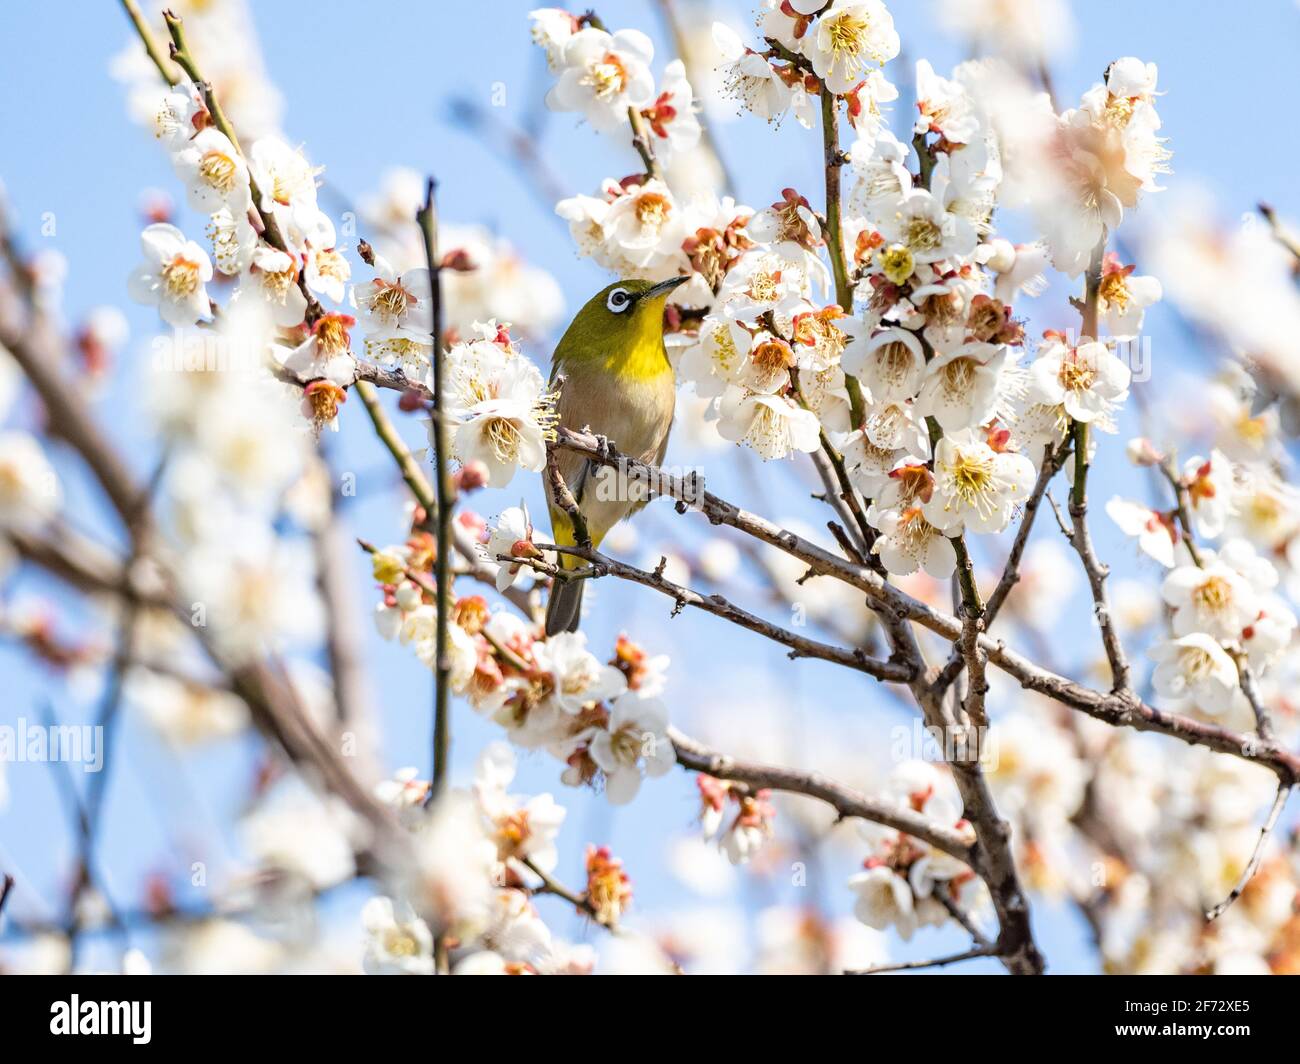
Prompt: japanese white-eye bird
<box><xmin>544</xmin><ymin>275</ymin><xmax>688</xmax><ymax>635</ymax></box>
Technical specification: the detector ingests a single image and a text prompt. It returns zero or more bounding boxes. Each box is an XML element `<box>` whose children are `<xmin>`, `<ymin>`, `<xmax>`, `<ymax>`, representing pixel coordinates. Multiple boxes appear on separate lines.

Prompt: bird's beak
<box><xmin>642</xmin><ymin>275</ymin><xmax>689</xmax><ymax>301</ymax></box>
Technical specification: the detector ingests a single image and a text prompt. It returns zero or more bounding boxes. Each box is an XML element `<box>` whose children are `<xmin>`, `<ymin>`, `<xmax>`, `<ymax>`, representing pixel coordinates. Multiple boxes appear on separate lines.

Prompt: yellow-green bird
<box><xmin>544</xmin><ymin>276</ymin><xmax>687</xmax><ymax>635</ymax></box>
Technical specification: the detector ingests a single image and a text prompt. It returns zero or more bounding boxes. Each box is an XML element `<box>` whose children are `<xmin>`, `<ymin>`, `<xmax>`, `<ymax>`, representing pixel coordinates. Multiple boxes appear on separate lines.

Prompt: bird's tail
<box><xmin>544</xmin><ymin>568</ymin><xmax>585</xmax><ymax>635</ymax></box>
<box><xmin>544</xmin><ymin>504</ymin><xmax>586</xmax><ymax>635</ymax></box>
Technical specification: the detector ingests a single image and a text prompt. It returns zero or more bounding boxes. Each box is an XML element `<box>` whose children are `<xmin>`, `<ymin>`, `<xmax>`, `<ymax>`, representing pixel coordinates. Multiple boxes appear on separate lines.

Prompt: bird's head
<box><xmin>560</xmin><ymin>276</ymin><xmax>688</xmax><ymax>362</ymax></box>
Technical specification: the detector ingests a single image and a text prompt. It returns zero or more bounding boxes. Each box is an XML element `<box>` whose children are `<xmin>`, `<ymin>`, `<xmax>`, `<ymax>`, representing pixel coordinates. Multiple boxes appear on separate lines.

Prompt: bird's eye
<box><xmin>606</xmin><ymin>287</ymin><xmax>631</xmax><ymax>313</ymax></box>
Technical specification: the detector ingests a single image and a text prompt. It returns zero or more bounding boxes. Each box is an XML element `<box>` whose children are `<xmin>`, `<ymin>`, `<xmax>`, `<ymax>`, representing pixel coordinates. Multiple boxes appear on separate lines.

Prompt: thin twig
<box><xmin>521</xmin><ymin>856</ymin><xmax>618</xmax><ymax>931</ymax></box>
<box><xmin>512</xmin><ymin>542</ymin><xmax>915</xmax><ymax>683</ymax></box>
<box><xmin>670</xmin><ymin>729</ymin><xmax>976</xmax><ymax>864</ymax></box>
<box><xmin>1204</xmin><ymin>783</ymin><xmax>1292</xmax><ymax>921</ymax></box>
<box><xmin>845</xmin><ymin>945</ymin><xmax>994</xmax><ymax>975</ymax></box>
<box><xmin>415</xmin><ymin>180</ymin><xmax>452</xmax><ymax>807</ymax></box>
<box><xmin>118</xmin><ymin>0</ymin><xmax>178</xmax><ymax>85</ymax></box>
<box><xmin>819</xmin><ymin>87</ymin><xmax>866</xmax><ymax>426</ymax></box>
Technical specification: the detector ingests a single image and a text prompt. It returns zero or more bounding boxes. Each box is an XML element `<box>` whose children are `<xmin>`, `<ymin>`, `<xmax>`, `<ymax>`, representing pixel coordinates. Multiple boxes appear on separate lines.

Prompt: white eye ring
<box><xmin>606</xmin><ymin>287</ymin><xmax>631</xmax><ymax>313</ymax></box>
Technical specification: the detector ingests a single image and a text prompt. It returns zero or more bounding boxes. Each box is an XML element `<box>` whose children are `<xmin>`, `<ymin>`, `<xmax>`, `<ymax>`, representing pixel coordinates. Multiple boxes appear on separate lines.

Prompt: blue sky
<box><xmin>2</xmin><ymin>0</ymin><xmax>1299</xmax><ymax>974</ymax></box>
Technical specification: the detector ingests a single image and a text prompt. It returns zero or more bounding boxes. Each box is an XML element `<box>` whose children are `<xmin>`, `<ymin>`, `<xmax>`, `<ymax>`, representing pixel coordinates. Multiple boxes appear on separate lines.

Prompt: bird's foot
<box><xmin>593</xmin><ymin>433</ymin><xmax>614</xmax><ymax>461</ymax></box>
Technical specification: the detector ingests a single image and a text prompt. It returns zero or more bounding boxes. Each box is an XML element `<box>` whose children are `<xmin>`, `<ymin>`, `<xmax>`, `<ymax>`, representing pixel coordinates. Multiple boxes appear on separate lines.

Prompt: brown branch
<box><xmin>1232</xmin><ymin>649</ymin><xmax>1275</xmax><ymax>743</ymax></box>
<box><xmin>521</xmin><ymin>856</ymin><xmax>618</xmax><ymax>931</ymax></box>
<box><xmin>669</xmin><ymin>729</ymin><xmax>976</xmax><ymax>864</ymax></box>
<box><xmin>415</xmin><ymin>179</ymin><xmax>453</xmax><ymax>804</ymax></box>
<box><xmin>935</xmin><ymin>441</ymin><xmax>1070</xmax><ymax>695</ymax></box>
<box><xmin>313</xmin><ymin>451</ymin><xmax>376</xmax><ymax>728</ymax></box>
<box><xmin>516</xmin><ymin>542</ymin><xmax>915</xmax><ymax>683</ymax></box>
<box><xmin>545</xmin><ymin>436</ymin><xmax>590</xmax><ymax>549</ymax></box>
<box><xmin>0</xmin><ymin>873</ymin><xmax>14</xmax><ymax>920</ymax></box>
<box><xmin>353</xmin><ymin>381</ymin><xmax>1300</xmax><ymax>783</ymax></box>
<box><xmin>845</xmin><ymin>945</ymin><xmax>994</xmax><ymax>975</ymax></box>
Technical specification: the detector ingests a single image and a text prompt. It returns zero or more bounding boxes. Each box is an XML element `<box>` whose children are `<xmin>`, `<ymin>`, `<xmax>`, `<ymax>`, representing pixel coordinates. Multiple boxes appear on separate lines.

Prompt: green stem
<box><xmin>119</xmin><ymin>0</ymin><xmax>178</xmax><ymax>85</ymax></box>
<box><xmin>820</xmin><ymin>88</ymin><xmax>866</xmax><ymax>427</ymax></box>
<box><xmin>1071</xmin><ymin>420</ymin><xmax>1089</xmax><ymax>511</ymax></box>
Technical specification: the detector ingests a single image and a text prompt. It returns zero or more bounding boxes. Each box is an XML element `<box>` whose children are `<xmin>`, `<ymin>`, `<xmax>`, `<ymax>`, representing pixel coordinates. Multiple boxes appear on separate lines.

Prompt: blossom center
<box><xmin>161</xmin><ymin>254</ymin><xmax>202</xmax><ymax>298</ymax></box>
<box><xmin>583</xmin><ymin>52</ymin><xmax>629</xmax><ymax>100</ymax></box>
<box><xmin>484</xmin><ymin>416</ymin><xmax>523</xmax><ymax>463</ymax></box>
<box><xmin>199</xmin><ymin>149</ymin><xmax>240</xmax><ymax>194</ymax></box>
<box><xmin>905</xmin><ymin>216</ymin><xmax>943</xmax><ymax>253</ymax></box>
<box><xmin>1058</xmin><ymin>355</ymin><xmax>1097</xmax><ymax>393</ymax></box>
<box><xmin>877</xmin><ymin>243</ymin><xmax>914</xmax><ymax>284</ymax></box>
<box><xmin>635</xmin><ymin>192</ymin><xmax>671</xmax><ymax>229</ymax></box>
<box><xmin>1192</xmin><ymin>575</ymin><xmax>1233</xmax><ymax>615</ymax></box>
<box><xmin>382</xmin><ymin>928</ymin><xmax>420</xmax><ymax>958</ymax></box>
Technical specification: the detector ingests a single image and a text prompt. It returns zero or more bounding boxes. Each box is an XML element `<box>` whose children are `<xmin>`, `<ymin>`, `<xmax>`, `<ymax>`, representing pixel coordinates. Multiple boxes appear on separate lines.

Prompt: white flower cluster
<box><xmin>438</xmin><ymin>324</ymin><xmax>557</xmax><ymax>489</ymax></box>
<box><xmin>126</xmin><ymin>82</ymin><xmax>346</xmax><ymax>333</ymax></box>
<box><xmin>357</xmin><ymin>167</ymin><xmax>565</xmax><ymax>343</ymax></box>
<box><xmin>361</xmin><ymin>743</ymin><xmax>670</xmax><ymax>974</ymax></box>
<box><xmin>533</xmin><ymin>10</ymin><xmax>700</xmax><ymax>155</ymax></box>
<box><xmin>847</xmin><ymin>761</ymin><xmax>986</xmax><ymax>940</ymax></box>
<box><xmin>1104</xmin><ymin>375</ymin><xmax>1299</xmax><ymax>729</ymax></box>
<box><xmin>371</xmin><ymin>529</ymin><xmax>675</xmax><ymax>805</ymax></box>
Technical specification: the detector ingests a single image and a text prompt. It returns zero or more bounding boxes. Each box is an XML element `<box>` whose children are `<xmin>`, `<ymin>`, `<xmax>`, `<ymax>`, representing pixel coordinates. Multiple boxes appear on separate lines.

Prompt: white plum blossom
<box><xmin>1106</xmin><ymin>497</ymin><xmax>1178</xmax><ymax>568</ymax></box>
<box><xmin>847</xmin><ymin>865</ymin><xmax>917</xmax><ymax>939</ymax></box>
<box><xmin>841</xmin><ymin>326</ymin><xmax>924</xmax><ymax>402</ymax></box>
<box><xmin>127</xmin><ymin>223</ymin><xmax>214</xmax><ymax>327</ymax></box>
<box><xmin>1182</xmin><ymin>450</ymin><xmax>1234</xmax><ymax>540</ymax></box>
<box><xmin>444</xmin><ymin>339</ymin><xmax>554</xmax><ymax>487</ymax></box>
<box><xmin>231</xmin><ymin>246</ymin><xmax>307</xmax><ymax>327</ymax></box>
<box><xmin>473</xmin><ymin>743</ymin><xmax>567</xmax><ymax>874</ymax></box>
<box><xmin>485</xmin><ymin>504</ymin><xmax>539</xmax><ymax>591</ymax></box>
<box><xmin>712</xmin><ymin>23</ymin><xmax>791</xmax><ymax>121</ymax></box>
<box><xmin>924</xmin><ymin>433</ymin><xmax>1035</xmax><ymax>534</ymax></box>
<box><xmin>247</xmin><ymin>135</ymin><xmax>328</xmax><ymax>247</ymax></box>
<box><xmin>867</xmin><ymin>504</ymin><xmax>957</xmax><ymax>578</ymax></box>
<box><xmin>148</xmin><ymin>81</ymin><xmax>205</xmax><ymax>147</ymax></box>
<box><xmin>878</xmin><ymin>187</ymin><xmax>977</xmax><ymax>267</ymax></box>
<box><xmin>1097</xmin><ymin>254</ymin><xmax>1162</xmax><ymax>339</ymax></box>
<box><xmin>529</xmin><ymin>7</ymin><xmax>578</xmax><ymax>69</ymax></box>
<box><xmin>534</xmin><ymin>631</ymin><xmax>627</xmax><ymax>715</ymax></box>
<box><xmin>914</xmin><ymin>59</ymin><xmax>980</xmax><ymax>145</ymax></box>
<box><xmin>1026</xmin><ymin>338</ymin><xmax>1130</xmax><ymax>425</ymax></box>
<box><xmin>678</xmin><ymin>317</ymin><xmax>753</xmax><ymax>398</ymax></box>
<box><xmin>599</xmin><ymin>179</ymin><xmax>686</xmax><ymax>274</ymax></box>
<box><xmin>354</xmin><ymin>258</ymin><xmax>435</xmax><ymax>372</ymax></box>
<box><xmin>979</xmin><ymin>239</ymin><xmax>1050</xmax><ymax>303</ymax></box>
<box><xmin>0</xmin><ymin>431</ymin><xmax>60</xmax><ymax>532</ymax></box>
<box><xmin>1162</xmin><ymin>559</ymin><xmax>1259</xmax><ymax>643</ymax></box>
<box><xmin>171</xmin><ymin>128</ymin><xmax>251</xmax><ymax>215</ymax></box>
<box><xmin>589</xmin><ymin>691</ymin><xmax>674</xmax><ymax>804</ymax></box>
<box><xmin>716</xmin><ymin>387</ymin><xmax>821</xmax><ymax>460</ymax></box>
<box><xmin>802</xmin><ymin>0</ymin><xmax>900</xmax><ymax>95</ymax></box>
<box><xmin>1150</xmin><ymin>634</ymin><xmax>1239</xmax><ymax>715</ymax></box>
<box><xmin>643</xmin><ymin>60</ymin><xmax>702</xmax><ymax>157</ymax></box>
<box><xmin>362</xmin><ymin>896</ymin><xmax>434</xmax><ymax>975</ymax></box>
<box><xmin>914</xmin><ymin>343</ymin><xmax>1006</xmax><ymax>431</ymax></box>
<box><xmin>545</xmin><ymin>27</ymin><xmax>655</xmax><ymax>133</ymax></box>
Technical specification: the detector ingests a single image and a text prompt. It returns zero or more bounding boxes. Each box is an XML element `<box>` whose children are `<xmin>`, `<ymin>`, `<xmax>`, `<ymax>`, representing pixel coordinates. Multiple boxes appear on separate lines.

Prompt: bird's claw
<box><xmin>594</xmin><ymin>433</ymin><xmax>613</xmax><ymax>461</ymax></box>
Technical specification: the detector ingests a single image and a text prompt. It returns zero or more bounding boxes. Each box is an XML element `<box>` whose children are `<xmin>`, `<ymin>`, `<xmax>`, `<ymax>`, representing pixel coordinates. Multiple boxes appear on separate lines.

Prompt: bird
<box><xmin>544</xmin><ymin>275</ymin><xmax>687</xmax><ymax>635</ymax></box>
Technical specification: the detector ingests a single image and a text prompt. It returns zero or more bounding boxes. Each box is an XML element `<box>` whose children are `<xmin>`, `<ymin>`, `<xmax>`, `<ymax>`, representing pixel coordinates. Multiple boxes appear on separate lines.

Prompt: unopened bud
<box><xmin>1125</xmin><ymin>437</ymin><xmax>1164</xmax><ymax>467</ymax></box>
<box><xmin>394</xmin><ymin>581</ymin><xmax>423</xmax><ymax>612</ymax></box>
<box><xmin>398</xmin><ymin>388</ymin><xmax>426</xmax><ymax>413</ymax></box>
<box><xmin>371</xmin><ymin>549</ymin><xmax>406</xmax><ymax>586</ymax></box>
<box><xmin>454</xmin><ymin>461</ymin><xmax>490</xmax><ymax>493</ymax></box>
